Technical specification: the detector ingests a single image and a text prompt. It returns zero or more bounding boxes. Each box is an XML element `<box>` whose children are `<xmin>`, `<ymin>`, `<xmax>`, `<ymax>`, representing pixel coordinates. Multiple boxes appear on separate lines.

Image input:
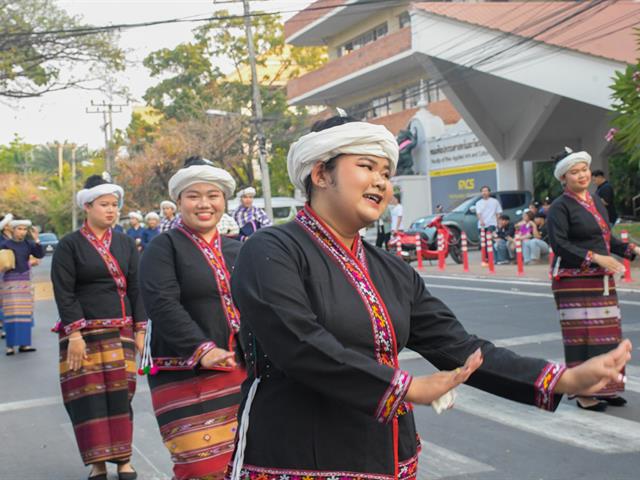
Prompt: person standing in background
<box><xmin>0</xmin><ymin>213</ymin><xmax>14</xmax><ymax>340</ymax></box>
<box><xmin>475</xmin><ymin>186</ymin><xmax>502</xmax><ymax>234</ymax></box>
<box><xmin>159</xmin><ymin>200</ymin><xmax>180</xmax><ymax>232</ymax></box>
<box><xmin>375</xmin><ymin>205</ymin><xmax>392</xmax><ymax>249</ymax></box>
<box><xmin>141</xmin><ymin>212</ymin><xmax>160</xmax><ymax>250</ymax></box>
<box><xmin>1</xmin><ymin>219</ymin><xmax>44</xmax><ymax>355</ymax></box>
<box><xmin>389</xmin><ymin>193</ymin><xmax>403</xmax><ymax>233</ymax></box>
<box><xmin>592</xmin><ymin>170</ymin><xmax>618</xmax><ymax>226</ymax></box>
<box><xmin>126</xmin><ymin>211</ymin><xmax>144</xmax><ymax>250</ymax></box>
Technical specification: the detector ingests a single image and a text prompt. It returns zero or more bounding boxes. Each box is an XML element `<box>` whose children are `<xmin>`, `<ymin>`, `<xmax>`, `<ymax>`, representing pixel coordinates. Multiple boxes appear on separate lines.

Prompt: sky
<box><xmin>0</xmin><ymin>0</ymin><xmax>311</xmax><ymax>149</ymax></box>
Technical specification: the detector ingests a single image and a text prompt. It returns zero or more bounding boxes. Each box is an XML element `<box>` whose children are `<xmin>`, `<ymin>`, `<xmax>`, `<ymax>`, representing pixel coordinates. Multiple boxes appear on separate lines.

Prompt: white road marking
<box><xmin>0</xmin><ymin>384</ymin><xmax>150</xmax><ymax>414</ymax></box>
<box><xmin>418</xmin><ymin>440</ymin><xmax>495</xmax><ymax>480</ymax></box>
<box><xmin>452</xmin><ymin>385</ymin><xmax>640</xmax><ymax>453</ymax></box>
<box><xmin>426</xmin><ymin>283</ymin><xmax>640</xmax><ymax>306</ymax></box>
<box><xmin>420</xmin><ymin>274</ymin><xmax>640</xmax><ymax>294</ymax></box>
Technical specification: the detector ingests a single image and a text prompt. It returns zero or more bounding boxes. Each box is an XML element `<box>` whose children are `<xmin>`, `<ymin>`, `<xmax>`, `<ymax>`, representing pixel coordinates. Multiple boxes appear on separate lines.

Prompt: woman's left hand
<box><xmin>135</xmin><ymin>331</ymin><xmax>146</xmax><ymax>355</ymax></box>
<box><xmin>557</xmin><ymin>340</ymin><xmax>632</xmax><ymax>395</ymax></box>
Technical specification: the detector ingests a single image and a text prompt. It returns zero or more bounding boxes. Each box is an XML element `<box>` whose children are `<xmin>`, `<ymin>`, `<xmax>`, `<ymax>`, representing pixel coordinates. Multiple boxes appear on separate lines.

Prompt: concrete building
<box><xmin>285</xmin><ymin>1</ymin><xmax>638</xmax><ymax>224</ymax></box>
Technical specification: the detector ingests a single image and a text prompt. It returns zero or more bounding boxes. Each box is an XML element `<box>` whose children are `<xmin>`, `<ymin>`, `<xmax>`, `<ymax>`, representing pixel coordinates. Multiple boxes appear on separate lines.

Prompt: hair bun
<box><xmin>83</xmin><ymin>174</ymin><xmax>108</xmax><ymax>189</ymax></box>
<box><xmin>183</xmin><ymin>156</ymin><xmax>214</xmax><ymax>168</ymax></box>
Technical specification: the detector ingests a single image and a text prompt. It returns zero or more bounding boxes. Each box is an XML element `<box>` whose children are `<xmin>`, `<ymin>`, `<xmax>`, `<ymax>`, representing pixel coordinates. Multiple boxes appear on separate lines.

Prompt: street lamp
<box><xmin>205</xmin><ymin>108</ymin><xmax>274</xmax><ymax>220</ymax></box>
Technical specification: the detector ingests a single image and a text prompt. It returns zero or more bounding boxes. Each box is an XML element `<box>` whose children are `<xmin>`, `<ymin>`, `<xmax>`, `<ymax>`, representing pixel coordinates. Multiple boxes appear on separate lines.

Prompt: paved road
<box><xmin>1</xmin><ymin>258</ymin><xmax>638</xmax><ymax>479</ymax></box>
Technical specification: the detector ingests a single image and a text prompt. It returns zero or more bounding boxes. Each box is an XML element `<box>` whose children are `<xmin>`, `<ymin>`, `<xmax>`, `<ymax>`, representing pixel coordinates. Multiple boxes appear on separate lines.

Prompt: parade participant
<box><xmin>139</xmin><ymin>156</ymin><xmax>245</xmax><ymax>480</ymax></box>
<box><xmin>227</xmin><ymin>118</ymin><xmax>632</xmax><ymax>480</ymax></box>
<box><xmin>547</xmin><ymin>148</ymin><xmax>639</xmax><ymax>411</ymax></box>
<box><xmin>141</xmin><ymin>212</ymin><xmax>160</xmax><ymax>250</ymax></box>
<box><xmin>51</xmin><ymin>175</ymin><xmax>146</xmax><ymax>480</ymax></box>
<box><xmin>218</xmin><ymin>212</ymin><xmax>240</xmax><ymax>236</ymax></box>
<box><xmin>159</xmin><ymin>200</ymin><xmax>180</xmax><ymax>232</ymax></box>
<box><xmin>126</xmin><ymin>211</ymin><xmax>143</xmax><ymax>250</ymax></box>
<box><xmin>1</xmin><ymin>219</ymin><xmax>44</xmax><ymax>355</ymax></box>
<box><xmin>112</xmin><ymin>212</ymin><xmax>125</xmax><ymax>234</ymax></box>
<box><xmin>0</xmin><ymin>213</ymin><xmax>13</xmax><ymax>339</ymax></box>
<box><xmin>233</xmin><ymin>186</ymin><xmax>271</xmax><ymax>237</ymax></box>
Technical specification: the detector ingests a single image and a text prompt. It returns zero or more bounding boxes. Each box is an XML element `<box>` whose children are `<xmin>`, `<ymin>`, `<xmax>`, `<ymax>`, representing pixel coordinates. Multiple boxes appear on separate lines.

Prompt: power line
<box><xmin>1</xmin><ymin>0</ymin><xmax>406</xmax><ymax>38</ymax></box>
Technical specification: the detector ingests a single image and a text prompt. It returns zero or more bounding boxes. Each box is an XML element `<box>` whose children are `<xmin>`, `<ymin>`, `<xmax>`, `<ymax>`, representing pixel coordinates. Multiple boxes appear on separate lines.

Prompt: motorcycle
<box><xmin>388</xmin><ymin>215</ymin><xmax>462</xmax><ymax>265</ymax></box>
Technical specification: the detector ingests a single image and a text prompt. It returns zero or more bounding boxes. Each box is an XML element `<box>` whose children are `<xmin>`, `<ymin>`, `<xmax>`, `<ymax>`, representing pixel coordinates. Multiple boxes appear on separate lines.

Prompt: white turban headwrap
<box><xmin>10</xmin><ymin>219</ymin><xmax>31</xmax><ymax>229</ymax></box>
<box><xmin>237</xmin><ymin>187</ymin><xmax>257</xmax><ymax>198</ymax></box>
<box><xmin>128</xmin><ymin>211</ymin><xmax>143</xmax><ymax>222</ymax></box>
<box><xmin>287</xmin><ymin>122</ymin><xmax>399</xmax><ymax>193</ymax></box>
<box><xmin>0</xmin><ymin>213</ymin><xmax>14</xmax><ymax>231</ymax></box>
<box><xmin>76</xmin><ymin>183</ymin><xmax>124</xmax><ymax>209</ymax></box>
<box><xmin>168</xmin><ymin>164</ymin><xmax>236</xmax><ymax>201</ymax></box>
<box><xmin>554</xmin><ymin>147</ymin><xmax>592</xmax><ymax>181</ymax></box>
<box><xmin>145</xmin><ymin>212</ymin><xmax>160</xmax><ymax>222</ymax></box>
<box><xmin>160</xmin><ymin>200</ymin><xmax>177</xmax><ymax>212</ymax></box>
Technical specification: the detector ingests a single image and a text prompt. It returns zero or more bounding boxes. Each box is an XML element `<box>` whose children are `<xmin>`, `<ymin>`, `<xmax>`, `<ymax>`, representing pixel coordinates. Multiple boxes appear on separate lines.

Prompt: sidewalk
<box><xmin>410</xmin><ymin>249</ymin><xmax>640</xmax><ymax>291</ymax></box>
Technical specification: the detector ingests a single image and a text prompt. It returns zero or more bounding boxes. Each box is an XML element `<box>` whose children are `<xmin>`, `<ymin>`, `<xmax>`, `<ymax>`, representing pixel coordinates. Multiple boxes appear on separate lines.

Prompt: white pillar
<box><xmin>523</xmin><ymin>161</ymin><xmax>534</xmax><ymax>195</ymax></box>
<box><xmin>496</xmin><ymin>160</ymin><xmax>522</xmax><ymax>190</ymax></box>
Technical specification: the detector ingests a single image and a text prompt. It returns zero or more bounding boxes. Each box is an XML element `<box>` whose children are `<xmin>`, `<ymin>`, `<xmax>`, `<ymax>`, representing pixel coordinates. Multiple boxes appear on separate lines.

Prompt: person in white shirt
<box><xmin>389</xmin><ymin>193</ymin><xmax>403</xmax><ymax>232</ymax></box>
<box><xmin>475</xmin><ymin>186</ymin><xmax>502</xmax><ymax>232</ymax></box>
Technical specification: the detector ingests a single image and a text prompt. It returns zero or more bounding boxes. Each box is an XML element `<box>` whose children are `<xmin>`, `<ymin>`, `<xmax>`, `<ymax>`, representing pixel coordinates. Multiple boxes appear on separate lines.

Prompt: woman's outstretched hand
<box><xmin>406</xmin><ymin>348</ymin><xmax>483</xmax><ymax>405</ymax></box>
<box><xmin>556</xmin><ymin>340</ymin><xmax>632</xmax><ymax>396</ymax></box>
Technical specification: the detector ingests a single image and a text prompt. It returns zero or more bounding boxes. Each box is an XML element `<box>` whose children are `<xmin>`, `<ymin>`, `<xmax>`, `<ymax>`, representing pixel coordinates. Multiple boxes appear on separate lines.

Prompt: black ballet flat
<box><xmin>599</xmin><ymin>396</ymin><xmax>627</xmax><ymax>407</ymax></box>
<box><xmin>88</xmin><ymin>474</ymin><xmax>107</xmax><ymax>480</ymax></box>
<box><xmin>18</xmin><ymin>346</ymin><xmax>36</xmax><ymax>353</ymax></box>
<box><xmin>118</xmin><ymin>470</ymin><xmax>137</xmax><ymax>480</ymax></box>
<box><xmin>576</xmin><ymin>400</ymin><xmax>608</xmax><ymax>412</ymax></box>
<box><xmin>1</xmin><ymin>331</ymin><xmax>5</xmax><ymax>339</ymax></box>
<box><xmin>5</xmin><ymin>348</ymin><xmax>15</xmax><ymax>356</ymax></box>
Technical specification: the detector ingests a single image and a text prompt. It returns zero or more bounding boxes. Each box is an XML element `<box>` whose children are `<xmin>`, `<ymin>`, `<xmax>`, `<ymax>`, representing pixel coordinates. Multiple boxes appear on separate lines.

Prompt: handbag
<box><xmin>0</xmin><ymin>248</ymin><xmax>15</xmax><ymax>272</ymax></box>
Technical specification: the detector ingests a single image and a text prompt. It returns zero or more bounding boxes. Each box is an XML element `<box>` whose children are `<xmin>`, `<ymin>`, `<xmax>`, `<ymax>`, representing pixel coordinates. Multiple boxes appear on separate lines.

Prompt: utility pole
<box><xmin>86</xmin><ymin>100</ymin><xmax>126</xmax><ymax>175</ymax></box>
<box><xmin>70</xmin><ymin>144</ymin><xmax>78</xmax><ymax>230</ymax></box>
<box><xmin>242</xmin><ymin>0</ymin><xmax>273</xmax><ymax>220</ymax></box>
<box><xmin>56</xmin><ymin>142</ymin><xmax>64</xmax><ymax>181</ymax></box>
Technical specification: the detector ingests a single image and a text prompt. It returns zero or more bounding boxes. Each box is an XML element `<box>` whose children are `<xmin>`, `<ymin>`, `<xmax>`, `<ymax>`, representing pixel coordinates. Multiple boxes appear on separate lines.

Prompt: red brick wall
<box><xmin>287</xmin><ymin>27</ymin><xmax>412</xmax><ymax>101</ymax></box>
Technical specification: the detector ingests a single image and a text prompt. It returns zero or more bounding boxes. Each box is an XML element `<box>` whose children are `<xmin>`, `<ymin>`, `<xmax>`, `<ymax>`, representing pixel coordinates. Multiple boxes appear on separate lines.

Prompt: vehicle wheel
<box><xmin>447</xmin><ymin>228</ymin><xmax>463</xmax><ymax>264</ymax></box>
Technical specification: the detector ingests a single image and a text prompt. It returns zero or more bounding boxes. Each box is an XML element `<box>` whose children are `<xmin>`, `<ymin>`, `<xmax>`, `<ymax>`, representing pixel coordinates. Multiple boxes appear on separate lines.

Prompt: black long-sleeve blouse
<box><xmin>547</xmin><ymin>192</ymin><xmax>634</xmax><ymax>274</ymax></box>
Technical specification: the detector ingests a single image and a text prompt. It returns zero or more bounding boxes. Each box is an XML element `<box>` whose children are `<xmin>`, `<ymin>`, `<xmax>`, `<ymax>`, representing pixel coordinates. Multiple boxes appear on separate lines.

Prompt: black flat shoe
<box><xmin>599</xmin><ymin>396</ymin><xmax>627</xmax><ymax>407</ymax></box>
<box><xmin>88</xmin><ymin>474</ymin><xmax>107</xmax><ymax>480</ymax></box>
<box><xmin>118</xmin><ymin>470</ymin><xmax>137</xmax><ymax>480</ymax></box>
<box><xmin>576</xmin><ymin>400</ymin><xmax>608</xmax><ymax>412</ymax></box>
<box><xmin>18</xmin><ymin>346</ymin><xmax>36</xmax><ymax>352</ymax></box>
<box><xmin>5</xmin><ymin>348</ymin><xmax>15</xmax><ymax>356</ymax></box>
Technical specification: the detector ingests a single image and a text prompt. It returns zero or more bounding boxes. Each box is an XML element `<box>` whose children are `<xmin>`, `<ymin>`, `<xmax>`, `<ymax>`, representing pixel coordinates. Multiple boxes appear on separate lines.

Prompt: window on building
<box><xmin>399</xmin><ymin>11</ymin><xmax>411</xmax><ymax>28</ymax></box>
<box><xmin>337</xmin><ymin>22</ymin><xmax>389</xmax><ymax>57</ymax></box>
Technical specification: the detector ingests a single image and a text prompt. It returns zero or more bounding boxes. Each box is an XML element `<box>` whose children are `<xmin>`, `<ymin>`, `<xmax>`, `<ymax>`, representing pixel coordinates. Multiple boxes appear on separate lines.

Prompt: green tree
<box><xmin>0</xmin><ymin>135</ymin><xmax>33</xmax><ymax>173</ymax></box>
<box><xmin>610</xmin><ymin>30</ymin><xmax>640</xmax><ymax>167</ymax></box>
<box><xmin>0</xmin><ymin>0</ymin><xmax>125</xmax><ymax>98</ymax></box>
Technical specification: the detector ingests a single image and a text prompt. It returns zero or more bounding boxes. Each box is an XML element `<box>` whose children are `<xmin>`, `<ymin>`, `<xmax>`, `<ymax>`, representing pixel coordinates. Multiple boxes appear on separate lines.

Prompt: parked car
<box><xmin>39</xmin><ymin>232</ymin><xmax>59</xmax><ymax>254</ymax></box>
<box><xmin>408</xmin><ymin>190</ymin><xmax>532</xmax><ymax>246</ymax></box>
<box><xmin>227</xmin><ymin>196</ymin><xmax>304</xmax><ymax>225</ymax></box>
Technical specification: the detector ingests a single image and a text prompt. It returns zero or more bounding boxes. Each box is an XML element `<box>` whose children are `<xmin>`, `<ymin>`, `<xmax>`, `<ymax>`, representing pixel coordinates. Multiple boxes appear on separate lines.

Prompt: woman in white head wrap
<box><xmin>159</xmin><ymin>200</ymin><xmax>179</xmax><ymax>232</ymax></box>
<box><xmin>227</xmin><ymin>117</ymin><xmax>632</xmax><ymax>480</ymax></box>
<box><xmin>546</xmin><ymin>148</ymin><xmax>639</xmax><ymax>411</ymax></box>
<box><xmin>141</xmin><ymin>212</ymin><xmax>160</xmax><ymax>250</ymax></box>
<box><xmin>50</xmin><ymin>174</ymin><xmax>146</xmax><ymax>478</ymax></box>
<box><xmin>0</xmin><ymin>216</ymin><xmax>44</xmax><ymax>354</ymax></box>
<box><xmin>139</xmin><ymin>156</ymin><xmax>245</xmax><ymax>480</ymax></box>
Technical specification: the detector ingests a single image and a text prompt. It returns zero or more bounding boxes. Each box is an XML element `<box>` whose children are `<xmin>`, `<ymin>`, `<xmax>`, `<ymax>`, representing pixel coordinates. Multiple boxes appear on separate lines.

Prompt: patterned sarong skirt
<box><xmin>2</xmin><ymin>271</ymin><xmax>34</xmax><ymax>347</ymax></box>
<box><xmin>552</xmin><ymin>275</ymin><xmax>624</xmax><ymax>396</ymax></box>
<box><xmin>59</xmin><ymin>326</ymin><xmax>137</xmax><ymax>464</ymax></box>
<box><xmin>149</xmin><ymin>367</ymin><xmax>245</xmax><ymax>480</ymax></box>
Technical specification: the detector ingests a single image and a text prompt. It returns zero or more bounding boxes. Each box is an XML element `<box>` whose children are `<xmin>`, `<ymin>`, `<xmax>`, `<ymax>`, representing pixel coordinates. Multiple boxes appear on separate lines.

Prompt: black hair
<box><xmin>480</xmin><ymin>185</ymin><xmax>491</xmax><ymax>192</ymax></box>
<box><xmin>304</xmin><ymin>115</ymin><xmax>359</xmax><ymax>200</ymax></box>
<box><xmin>534</xmin><ymin>213</ymin><xmax>547</xmax><ymax>220</ymax></box>
<box><xmin>592</xmin><ymin>169</ymin><xmax>605</xmax><ymax>177</ymax></box>
<box><xmin>499</xmin><ymin>214</ymin><xmax>511</xmax><ymax>221</ymax></box>
<box><xmin>83</xmin><ymin>174</ymin><xmax>108</xmax><ymax>190</ymax></box>
<box><xmin>183</xmin><ymin>155</ymin><xmax>213</xmax><ymax>168</ymax></box>
<box><xmin>393</xmin><ymin>193</ymin><xmax>402</xmax><ymax>202</ymax></box>
<box><xmin>551</xmin><ymin>149</ymin><xmax>572</xmax><ymax>164</ymax></box>
<box><xmin>529</xmin><ymin>201</ymin><xmax>540</xmax><ymax>208</ymax></box>
<box><xmin>310</xmin><ymin>114</ymin><xmax>358</xmax><ymax>132</ymax></box>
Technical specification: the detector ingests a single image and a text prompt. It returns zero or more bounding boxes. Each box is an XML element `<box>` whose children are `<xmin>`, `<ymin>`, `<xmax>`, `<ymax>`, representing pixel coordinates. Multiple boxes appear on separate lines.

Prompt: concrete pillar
<box><xmin>523</xmin><ymin>161</ymin><xmax>534</xmax><ymax>195</ymax></box>
<box><xmin>496</xmin><ymin>160</ymin><xmax>522</xmax><ymax>191</ymax></box>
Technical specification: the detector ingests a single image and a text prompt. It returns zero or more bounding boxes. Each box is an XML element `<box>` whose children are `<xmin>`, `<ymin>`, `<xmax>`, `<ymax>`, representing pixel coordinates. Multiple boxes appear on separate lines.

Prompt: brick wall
<box><xmin>284</xmin><ymin>0</ymin><xmax>347</xmax><ymax>40</ymax></box>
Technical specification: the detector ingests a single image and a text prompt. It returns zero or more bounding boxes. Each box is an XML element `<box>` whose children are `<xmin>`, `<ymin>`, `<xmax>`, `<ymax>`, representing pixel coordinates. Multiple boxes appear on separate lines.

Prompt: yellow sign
<box><xmin>429</xmin><ymin>162</ymin><xmax>497</xmax><ymax>177</ymax></box>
